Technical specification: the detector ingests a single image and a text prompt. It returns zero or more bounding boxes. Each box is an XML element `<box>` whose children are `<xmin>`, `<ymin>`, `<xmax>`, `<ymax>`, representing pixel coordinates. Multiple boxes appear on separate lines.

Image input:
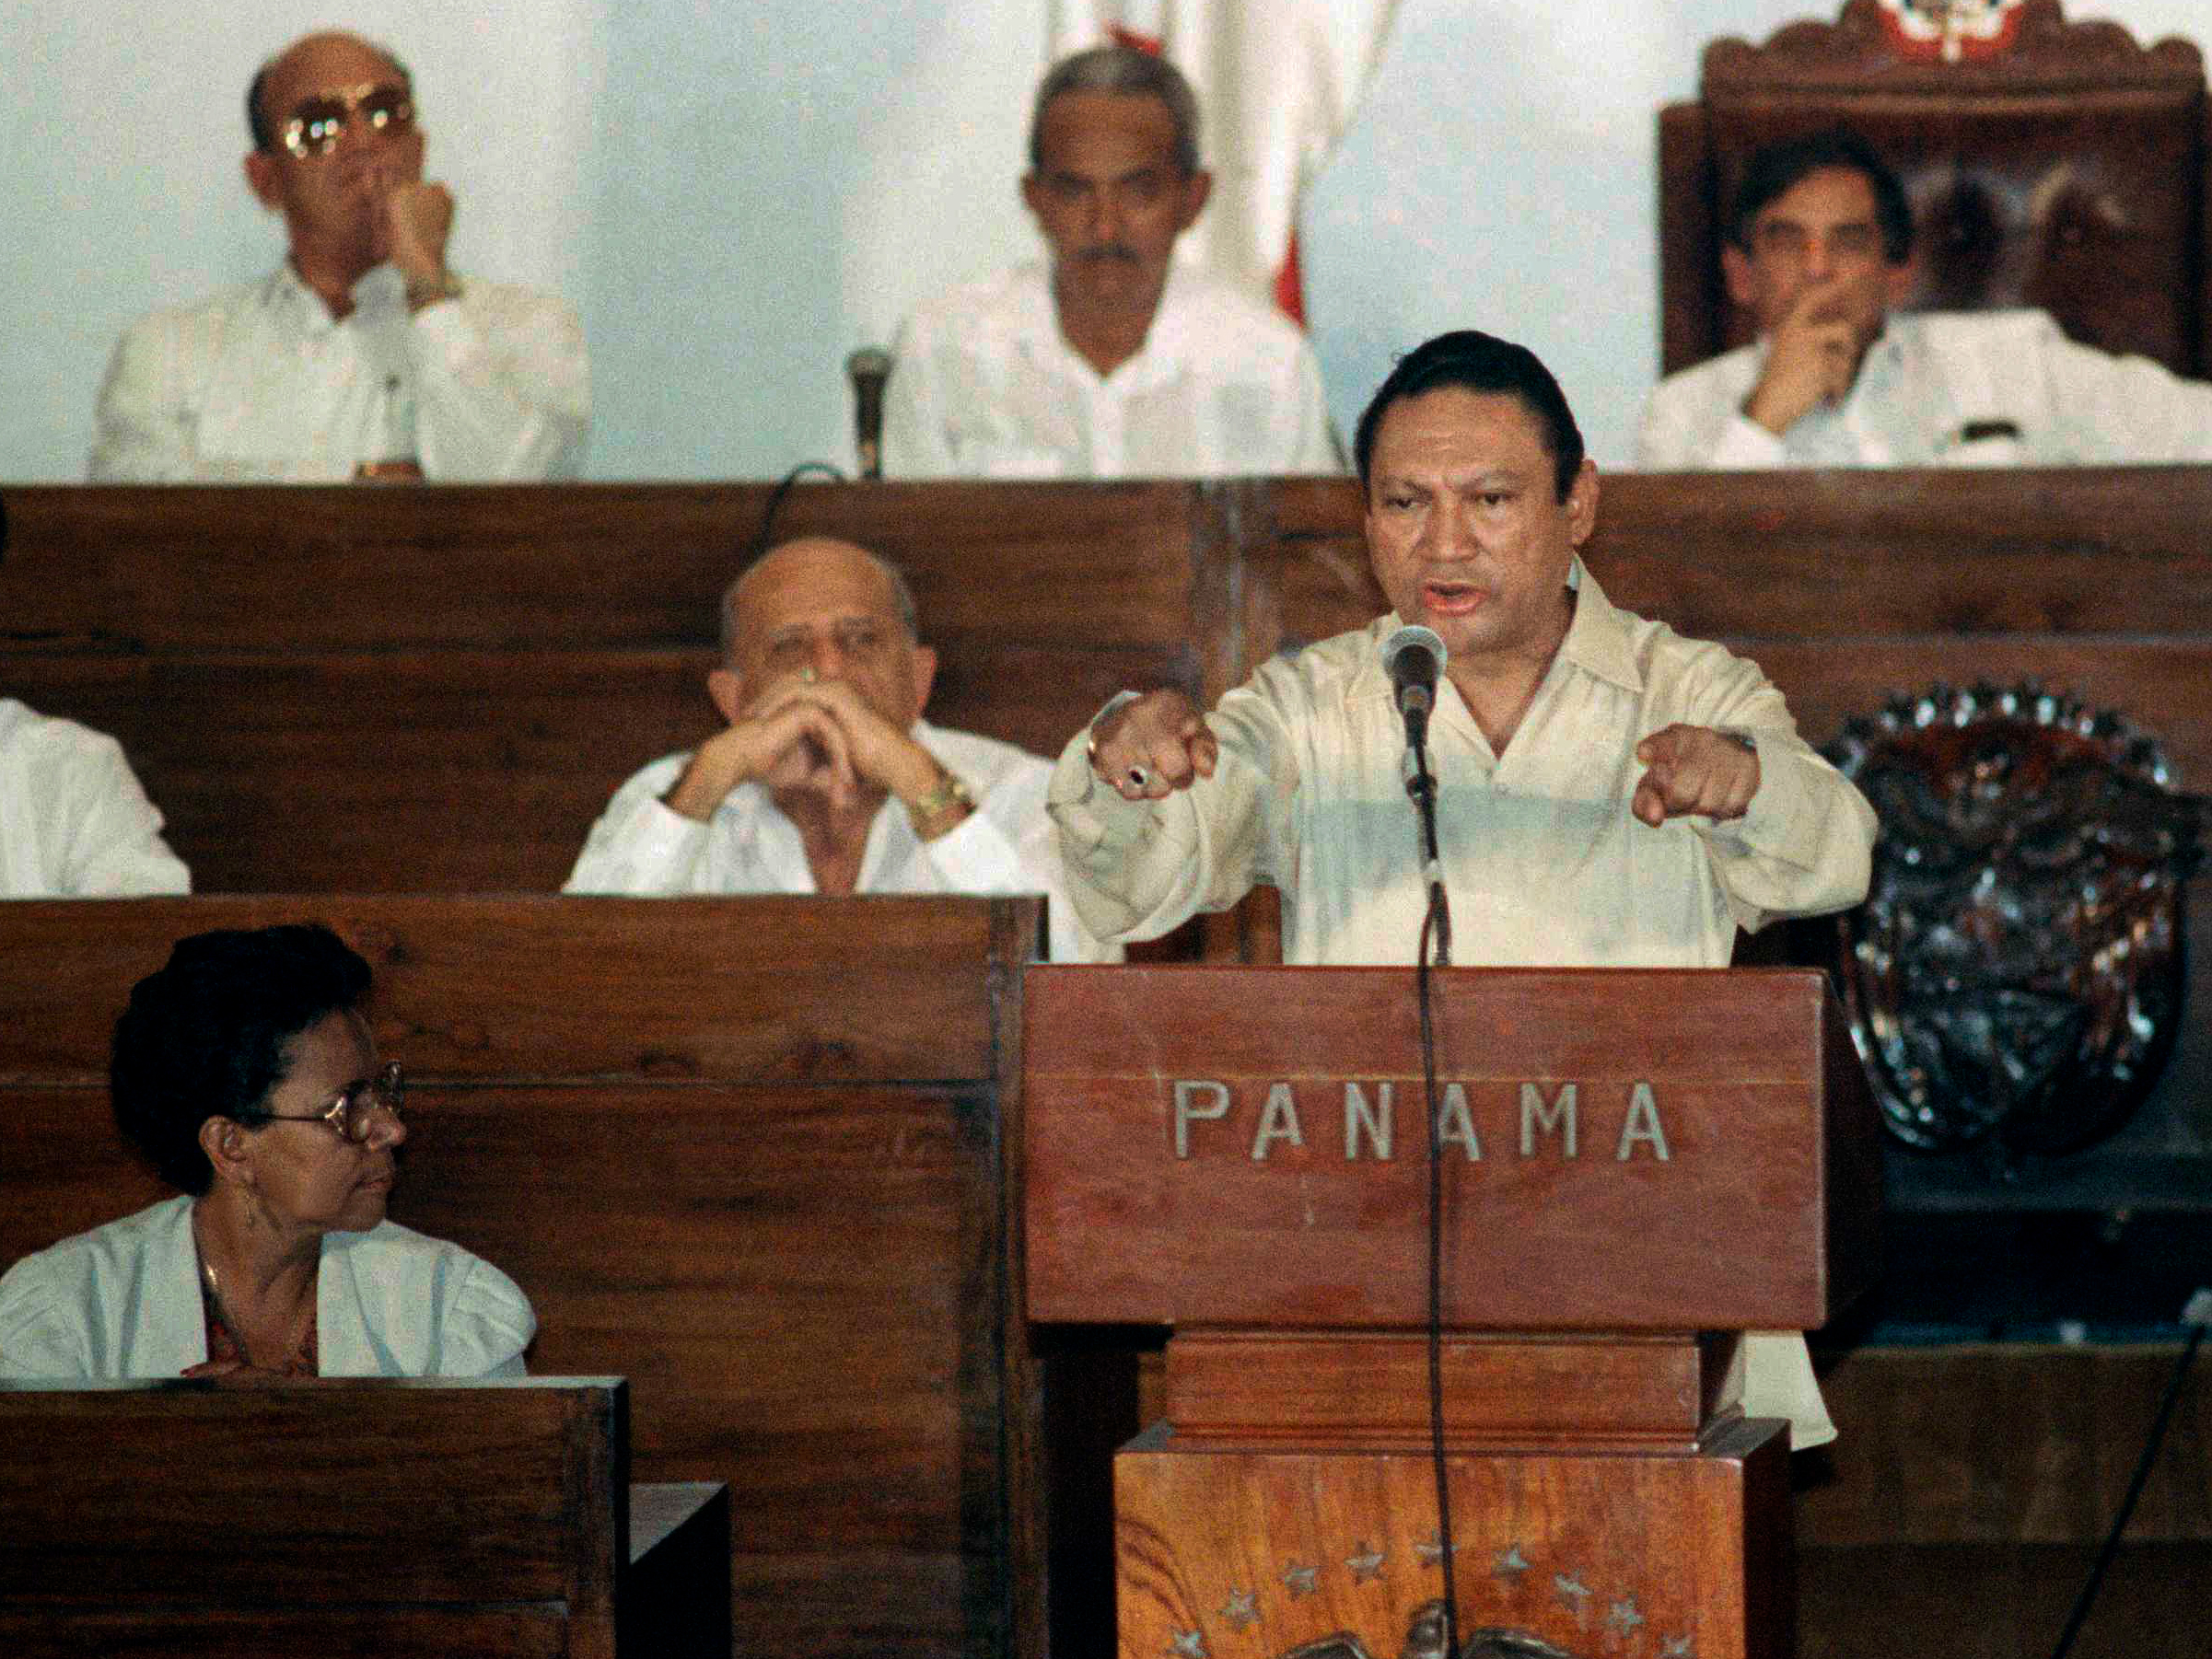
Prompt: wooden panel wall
<box><xmin>6</xmin><ymin>470</ymin><xmax>2209</xmax><ymax>1209</ymax></box>
<box><xmin>1799</xmin><ymin>1342</ymin><xmax>2212</xmax><ymax>1659</ymax></box>
<box><xmin>13</xmin><ymin>471</ymin><xmax>2210</xmax><ymax>888</ymax></box>
<box><xmin>0</xmin><ymin>894</ymin><xmax>1047</xmax><ymax>1659</ymax></box>
<box><xmin>7</xmin><ymin>473</ymin><xmax>2212</xmax><ymax>1658</ymax></box>
<box><xmin>0</xmin><ymin>482</ymin><xmax>1203</xmax><ymax>893</ymax></box>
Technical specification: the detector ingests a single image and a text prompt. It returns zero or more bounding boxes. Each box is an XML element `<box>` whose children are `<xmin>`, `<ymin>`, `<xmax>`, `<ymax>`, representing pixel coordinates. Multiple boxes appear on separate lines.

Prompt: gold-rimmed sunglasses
<box><xmin>280</xmin><ymin>82</ymin><xmax>415</xmax><ymax>160</ymax></box>
<box><xmin>253</xmin><ymin>1061</ymin><xmax>408</xmax><ymax>1143</ymax></box>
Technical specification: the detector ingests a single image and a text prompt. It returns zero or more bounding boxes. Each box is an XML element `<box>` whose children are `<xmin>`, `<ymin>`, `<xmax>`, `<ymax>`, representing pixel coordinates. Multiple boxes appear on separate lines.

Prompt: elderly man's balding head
<box><xmin>720</xmin><ymin>538</ymin><xmax>921</xmax><ymax>663</ymax></box>
<box><xmin>247</xmin><ymin>30</ymin><xmax>411</xmax><ymax>154</ymax></box>
<box><xmin>709</xmin><ymin>538</ymin><xmax>937</xmax><ymax>737</ymax></box>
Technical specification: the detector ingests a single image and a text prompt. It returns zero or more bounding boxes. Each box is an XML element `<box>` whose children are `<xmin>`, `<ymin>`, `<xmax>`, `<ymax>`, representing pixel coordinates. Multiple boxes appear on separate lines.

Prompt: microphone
<box><xmin>1382</xmin><ymin>624</ymin><xmax>1447</xmax><ymax>746</ymax></box>
<box><xmin>1385</xmin><ymin>623</ymin><xmax>1452</xmax><ymax>966</ymax></box>
<box><xmin>846</xmin><ymin>347</ymin><xmax>891</xmax><ymax>480</ymax></box>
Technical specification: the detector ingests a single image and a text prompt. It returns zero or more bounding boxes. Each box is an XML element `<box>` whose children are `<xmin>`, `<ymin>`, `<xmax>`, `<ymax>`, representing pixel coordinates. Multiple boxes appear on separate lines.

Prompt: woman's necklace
<box><xmin>197</xmin><ymin>1238</ymin><xmax>318</xmax><ymax>1375</ymax></box>
<box><xmin>198</xmin><ymin>1255</ymin><xmax>248</xmax><ymax>1352</ymax></box>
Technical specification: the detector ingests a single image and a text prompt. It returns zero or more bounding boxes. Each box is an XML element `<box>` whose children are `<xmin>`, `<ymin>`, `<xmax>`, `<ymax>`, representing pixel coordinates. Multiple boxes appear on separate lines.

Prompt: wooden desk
<box><xmin>0</xmin><ymin>1377</ymin><xmax>729</xmax><ymax>1659</ymax></box>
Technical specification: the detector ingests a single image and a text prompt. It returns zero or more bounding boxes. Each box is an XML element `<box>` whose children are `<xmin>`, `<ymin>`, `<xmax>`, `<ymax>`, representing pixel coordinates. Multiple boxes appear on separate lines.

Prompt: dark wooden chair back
<box><xmin>1659</xmin><ymin>0</ymin><xmax>2210</xmax><ymax>375</ymax></box>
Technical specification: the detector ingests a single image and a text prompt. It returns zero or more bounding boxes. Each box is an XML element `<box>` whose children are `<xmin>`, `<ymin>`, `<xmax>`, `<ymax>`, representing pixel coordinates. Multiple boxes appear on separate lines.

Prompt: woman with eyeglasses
<box><xmin>0</xmin><ymin>923</ymin><xmax>534</xmax><ymax>1379</ymax></box>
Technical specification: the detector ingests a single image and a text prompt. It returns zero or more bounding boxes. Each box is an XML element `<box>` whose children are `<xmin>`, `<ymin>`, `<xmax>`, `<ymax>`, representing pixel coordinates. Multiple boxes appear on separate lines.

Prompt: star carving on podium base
<box><xmin>1414</xmin><ymin>1535</ymin><xmax>1462</xmax><ymax>1567</ymax></box>
<box><xmin>1345</xmin><ymin>1543</ymin><xmax>1387</xmax><ymax>1584</ymax></box>
<box><xmin>1162</xmin><ymin>1526</ymin><xmax>1688</xmax><ymax>1659</ymax></box>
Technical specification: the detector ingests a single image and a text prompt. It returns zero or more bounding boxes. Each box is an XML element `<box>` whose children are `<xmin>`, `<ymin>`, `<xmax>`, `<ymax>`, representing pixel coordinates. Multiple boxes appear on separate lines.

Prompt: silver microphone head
<box><xmin>1382</xmin><ymin>624</ymin><xmax>1447</xmax><ymax>690</ymax></box>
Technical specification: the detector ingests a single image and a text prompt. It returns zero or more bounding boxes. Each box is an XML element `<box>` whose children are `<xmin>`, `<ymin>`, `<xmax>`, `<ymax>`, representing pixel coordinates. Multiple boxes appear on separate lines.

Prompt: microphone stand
<box><xmin>1404</xmin><ymin>700</ymin><xmax>1458</xmax><ymax>1655</ymax></box>
<box><xmin>1404</xmin><ymin>711</ymin><xmax>1451</xmax><ymax>969</ymax></box>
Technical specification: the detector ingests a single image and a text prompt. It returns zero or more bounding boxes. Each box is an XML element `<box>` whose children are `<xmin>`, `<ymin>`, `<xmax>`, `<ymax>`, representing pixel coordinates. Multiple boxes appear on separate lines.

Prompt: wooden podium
<box><xmin>1023</xmin><ymin>966</ymin><xmax>1882</xmax><ymax>1659</ymax></box>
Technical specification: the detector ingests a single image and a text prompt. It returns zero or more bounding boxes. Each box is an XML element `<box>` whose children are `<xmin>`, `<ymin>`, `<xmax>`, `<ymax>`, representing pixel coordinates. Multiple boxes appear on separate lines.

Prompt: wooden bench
<box><xmin>0</xmin><ymin>1375</ymin><xmax>728</xmax><ymax>1659</ymax></box>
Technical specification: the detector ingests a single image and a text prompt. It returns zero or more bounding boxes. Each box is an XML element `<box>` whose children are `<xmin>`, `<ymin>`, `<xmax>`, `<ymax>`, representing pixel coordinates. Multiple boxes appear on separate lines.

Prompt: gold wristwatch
<box><xmin>907</xmin><ymin>770</ymin><xmax>975</xmax><ymax>841</ymax></box>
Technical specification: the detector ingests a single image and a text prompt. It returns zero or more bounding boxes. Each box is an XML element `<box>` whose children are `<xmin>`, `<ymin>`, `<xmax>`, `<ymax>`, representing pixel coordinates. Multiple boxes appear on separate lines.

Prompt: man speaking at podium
<box><xmin>1046</xmin><ymin>329</ymin><xmax>1878</xmax><ymax>1446</ymax></box>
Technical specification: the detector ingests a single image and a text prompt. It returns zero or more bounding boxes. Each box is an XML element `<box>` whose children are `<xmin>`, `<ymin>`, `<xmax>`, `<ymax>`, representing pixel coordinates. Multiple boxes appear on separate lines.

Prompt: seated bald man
<box><xmin>89</xmin><ymin>29</ymin><xmax>588</xmax><ymax>481</ymax></box>
<box><xmin>565</xmin><ymin>538</ymin><xmax>1113</xmax><ymax>963</ymax></box>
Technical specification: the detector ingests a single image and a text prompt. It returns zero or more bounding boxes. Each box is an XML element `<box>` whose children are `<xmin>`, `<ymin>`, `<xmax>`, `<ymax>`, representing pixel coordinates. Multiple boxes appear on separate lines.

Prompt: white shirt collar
<box><xmin>1015</xmin><ymin>259</ymin><xmax>1200</xmax><ymax>396</ymax></box>
<box><xmin>266</xmin><ymin>260</ymin><xmax>409</xmax><ymax>334</ymax></box>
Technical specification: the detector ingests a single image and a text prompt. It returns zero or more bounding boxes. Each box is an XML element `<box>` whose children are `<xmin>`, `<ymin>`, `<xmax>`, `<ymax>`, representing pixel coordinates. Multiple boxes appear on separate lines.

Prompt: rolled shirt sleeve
<box><xmin>412</xmin><ymin>284</ymin><xmax>590</xmax><ymax>481</ymax></box>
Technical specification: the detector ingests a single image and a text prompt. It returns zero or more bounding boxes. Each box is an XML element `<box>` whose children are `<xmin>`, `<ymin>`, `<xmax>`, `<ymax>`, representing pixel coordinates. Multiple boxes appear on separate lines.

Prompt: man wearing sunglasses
<box><xmin>88</xmin><ymin>29</ymin><xmax>588</xmax><ymax>482</ymax></box>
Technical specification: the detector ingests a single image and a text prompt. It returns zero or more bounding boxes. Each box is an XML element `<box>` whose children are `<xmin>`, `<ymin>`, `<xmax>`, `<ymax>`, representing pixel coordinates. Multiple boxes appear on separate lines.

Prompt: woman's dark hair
<box><xmin>1352</xmin><ymin>329</ymin><xmax>1586</xmax><ymax>503</ymax></box>
<box><xmin>111</xmin><ymin>923</ymin><xmax>373</xmax><ymax>1195</ymax></box>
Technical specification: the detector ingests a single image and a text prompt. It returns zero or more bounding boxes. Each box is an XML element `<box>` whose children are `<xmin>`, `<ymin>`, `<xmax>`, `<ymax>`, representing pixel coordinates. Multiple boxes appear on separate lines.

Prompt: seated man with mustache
<box><xmin>880</xmin><ymin>44</ymin><xmax>1340</xmax><ymax>479</ymax></box>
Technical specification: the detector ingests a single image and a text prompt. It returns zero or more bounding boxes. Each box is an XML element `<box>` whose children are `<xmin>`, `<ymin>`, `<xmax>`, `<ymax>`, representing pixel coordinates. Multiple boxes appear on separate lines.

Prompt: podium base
<box><xmin>1115</xmin><ymin>1416</ymin><xmax>1791</xmax><ymax>1659</ymax></box>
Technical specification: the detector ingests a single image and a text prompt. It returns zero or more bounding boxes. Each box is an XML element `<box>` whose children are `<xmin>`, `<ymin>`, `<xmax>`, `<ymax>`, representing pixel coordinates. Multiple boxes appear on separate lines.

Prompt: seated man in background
<box><xmin>1636</xmin><ymin>127</ymin><xmax>2212</xmax><ymax>470</ymax></box>
<box><xmin>881</xmin><ymin>44</ymin><xmax>1340</xmax><ymax>479</ymax></box>
<box><xmin>0</xmin><ymin>923</ymin><xmax>534</xmax><ymax>1378</ymax></box>
<box><xmin>89</xmin><ymin>29</ymin><xmax>588</xmax><ymax>482</ymax></box>
<box><xmin>1</xmin><ymin>697</ymin><xmax>190</xmax><ymax>897</ymax></box>
<box><xmin>565</xmin><ymin>537</ymin><xmax>1114</xmax><ymax>963</ymax></box>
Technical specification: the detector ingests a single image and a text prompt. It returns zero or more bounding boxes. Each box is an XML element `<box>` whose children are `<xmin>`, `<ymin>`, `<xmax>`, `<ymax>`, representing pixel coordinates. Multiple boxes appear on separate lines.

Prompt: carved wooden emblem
<box><xmin>1875</xmin><ymin>0</ymin><xmax>2026</xmax><ymax>63</ymax></box>
<box><xmin>1701</xmin><ymin>2</ymin><xmax>2200</xmax><ymax>91</ymax></box>
<box><xmin>1277</xmin><ymin>1605</ymin><xmax>1582</xmax><ymax>1659</ymax></box>
<box><xmin>1825</xmin><ymin>683</ymin><xmax>2203</xmax><ymax>1159</ymax></box>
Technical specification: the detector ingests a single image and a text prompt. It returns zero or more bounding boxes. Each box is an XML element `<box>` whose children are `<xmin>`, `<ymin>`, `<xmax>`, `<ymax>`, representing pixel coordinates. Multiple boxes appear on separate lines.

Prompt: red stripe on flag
<box><xmin>1274</xmin><ymin>228</ymin><xmax>1306</xmax><ymax>326</ymax></box>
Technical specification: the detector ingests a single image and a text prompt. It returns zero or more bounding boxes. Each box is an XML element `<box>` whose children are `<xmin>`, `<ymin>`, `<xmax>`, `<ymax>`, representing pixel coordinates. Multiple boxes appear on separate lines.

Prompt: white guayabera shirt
<box><xmin>565</xmin><ymin>719</ymin><xmax>1119</xmax><ymax>967</ymax></box>
<box><xmin>89</xmin><ymin>263</ymin><xmax>588</xmax><ymax>482</ymax></box>
<box><xmin>0</xmin><ymin>699</ymin><xmax>190</xmax><ymax>898</ymax></box>
<box><xmin>882</xmin><ymin>261</ymin><xmax>1341</xmax><ymax>480</ymax></box>
<box><xmin>1637</xmin><ymin>308</ymin><xmax>2212</xmax><ymax>471</ymax></box>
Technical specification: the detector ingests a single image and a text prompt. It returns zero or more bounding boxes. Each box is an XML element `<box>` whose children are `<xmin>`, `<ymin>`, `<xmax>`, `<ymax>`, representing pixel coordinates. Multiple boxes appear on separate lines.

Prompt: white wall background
<box><xmin>6</xmin><ymin>1</ymin><xmax>2202</xmax><ymax>481</ymax></box>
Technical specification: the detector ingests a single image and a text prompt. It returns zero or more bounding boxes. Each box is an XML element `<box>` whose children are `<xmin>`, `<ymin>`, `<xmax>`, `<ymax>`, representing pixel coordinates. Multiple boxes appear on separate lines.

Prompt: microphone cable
<box><xmin>1413</xmin><ymin>737</ymin><xmax>1458</xmax><ymax>1656</ymax></box>
<box><xmin>2044</xmin><ymin>1289</ymin><xmax>2210</xmax><ymax>1659</ymax></box>
<box><xmin>745</xmin><ymin>461</ymin><xmax>847</xmax><ymax>563</ymax></box>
